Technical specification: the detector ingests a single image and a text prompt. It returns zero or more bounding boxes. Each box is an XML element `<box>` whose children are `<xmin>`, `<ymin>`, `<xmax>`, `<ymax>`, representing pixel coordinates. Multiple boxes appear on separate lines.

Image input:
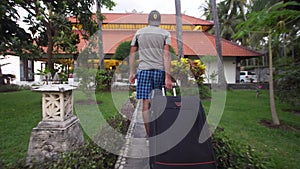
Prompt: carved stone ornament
<box><xmin>27</xmin><ymin>85</ymin><xmax>84</xmax><ymax>164</ymax></box>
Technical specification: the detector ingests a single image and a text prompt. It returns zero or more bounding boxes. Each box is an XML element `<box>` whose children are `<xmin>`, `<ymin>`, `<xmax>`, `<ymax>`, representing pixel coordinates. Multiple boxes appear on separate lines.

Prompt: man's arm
<box><xmin>129</xmin><ymin>46</ymin><xmax>137</xmax><ymax>84</ymax></box>
<box><xmin>164</xmin><ymin>44</ymin><xmax>172</xmax><ymax>89</ymax></box>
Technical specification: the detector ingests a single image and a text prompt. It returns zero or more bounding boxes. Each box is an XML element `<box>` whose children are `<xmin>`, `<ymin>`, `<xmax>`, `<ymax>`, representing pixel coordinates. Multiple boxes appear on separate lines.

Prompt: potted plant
<box><xmin>36</xmin><ymin>67</ymin><xmax>51</xmax><ymax>85</ymax></box>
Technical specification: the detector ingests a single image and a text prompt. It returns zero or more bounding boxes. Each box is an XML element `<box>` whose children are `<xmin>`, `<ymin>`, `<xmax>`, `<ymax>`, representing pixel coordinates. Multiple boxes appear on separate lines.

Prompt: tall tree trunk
<box><xmin>175</xmin><ymin>0</ymin><xmax>184</xmax><ymax>59</ymax></box>
<box><xmin>96</xmin><ymin>0</ymin><xmax>105</xmax><ymax>69</ymax></box>
<box><xmin>291</xmin><ymin>38</ymin><xmax>295</xmax><ymax>60</ymax></box>
<box><xmin>211</xmin><ymin>0</ymin><xmax>226</xmax><ymax>86</ymax></box>
<box><xmin>282</xmin><ymin>33</ymin><xmax>287</xmax><ymax>58</ymax></box>
<box><xmin>45</xmin><ymin>8</ymin><xmax>55</xmax><ymax>76</ymax></box>
<box><xmin>0</xmin><ymin>65</ymin><xmax>3</xmax><ymax>85</ymax></box>
<box><xmin>46</xmin><ymin>28</ymin><xmax>54</xmax><ymax>76</ymax></box>
<box><xmin>268</xmin><ymin>31</ymin><xmax>280</xmax><ymax>125</ymax></box>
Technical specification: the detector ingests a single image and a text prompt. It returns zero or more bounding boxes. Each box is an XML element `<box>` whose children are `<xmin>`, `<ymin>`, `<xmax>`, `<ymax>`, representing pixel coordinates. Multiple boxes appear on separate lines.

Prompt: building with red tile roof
<box><xmin>70</xmin><ymin>13</ymin><xmax>262</xmax><ymax>56</ymax></box>
<box><xmin>4</xmin><ymin>12</ymin><xmax>263</xmax><ymax>83</ymax></box>
<box><xmin>68</xmin><ymin>13</ymin><xmax>262</xmax><ymax>83</ymax></box>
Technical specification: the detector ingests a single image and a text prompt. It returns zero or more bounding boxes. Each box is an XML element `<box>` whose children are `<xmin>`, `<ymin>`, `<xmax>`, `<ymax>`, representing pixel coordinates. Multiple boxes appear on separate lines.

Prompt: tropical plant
<box><xmin>171</xmin><ymin>58</ymin><xmax>206</xmax><ymax>86</ymax></box>
<box><xmin>200</xmin><ymin>0</ymin><xmax>213</xmax><ymax>20</ymax></box>
<box><xmin>225</xmin><ymin>0</ymin><xmax>248</xmax><ymax>21</ymax></box>
<box><xmin>201</xmin><ymin>0</ymin><xmax>243</xmax><ymax>41</ymax></box>
<box><xmin>234</xmin><ymin>1</ymin><xmax>300</xmax><ymax>125</ymax></box>
<box><xmin>36</xmin><ymin>67</ymin><xmax>51</xmax><ymax>85</ymax></box>
<box><xmin>219</xmin><ymin>1</ymin><xmax>244</xmax><ymax>40</ymax></box>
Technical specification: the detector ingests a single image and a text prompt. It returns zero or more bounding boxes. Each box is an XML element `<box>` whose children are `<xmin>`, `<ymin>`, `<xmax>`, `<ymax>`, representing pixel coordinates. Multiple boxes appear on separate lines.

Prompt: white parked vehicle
<box><xmin>240</xmin><ymin>71</ymin><xmax>257</xmax><ymax>83</ymax></box>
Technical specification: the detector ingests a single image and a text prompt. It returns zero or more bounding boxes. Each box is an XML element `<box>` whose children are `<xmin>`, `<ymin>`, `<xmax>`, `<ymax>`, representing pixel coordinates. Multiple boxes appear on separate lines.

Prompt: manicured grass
<box><xmin>0</xmin><ymin>90</ymin><xmax>131</xmax><ymax>166</ymax></box>
<box><xmin>73</xmin><ymin>90</ymin><xmax>131</xmax><ymax>139</ymax></box>
<box><xmin>202</xmin><ymin>89</ymin><xmax>300</xmax><ymax>169</ymax></box>
<box><xmin>0</xmin><ymin>89</ymin><xmax>299</xmax><ymax>168</ymax></box>
<box><xmin>0</xmin><ymin>90</ymin><xmax>42</xmax><ymax>165</ymax></box>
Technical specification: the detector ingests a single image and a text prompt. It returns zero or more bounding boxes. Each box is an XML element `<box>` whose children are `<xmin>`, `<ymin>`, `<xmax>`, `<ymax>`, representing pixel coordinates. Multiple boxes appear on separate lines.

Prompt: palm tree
<box><xmin>225</xmin><ymin>0</ymin><xmax>248</xmax><ymax>21</ymax></box>
<box><xmin>200</xmin><ymin>0</ymin><xmax>213</xmax><ymax>20</ymax></box>
<box><xmin>218</xmin><ymin>1</ymin><xmax>243</xmax><ymax>40</ymax></box>
<box><xmin>211</xmin><ymin>0</ymin><xmax>226</xmax><ymax>86</ymax></box>
<box><xmin>175</xmin><ymin>0</ymin><xmax>184</xmax><ymax>59</ymax></box>
<box><xmin>268</xmin><ymin>31</ymin><xmax>280</xmax><ymax>125</ymax></box>
<box><xmin>201</xmin><ymin>0</ymin><xmax>243</xmax><ymax>41</ymax></box>
<box><xmin>96</xmin><ymin>0</ymin><xmax>105</xmax><ymax>69</ymax></box>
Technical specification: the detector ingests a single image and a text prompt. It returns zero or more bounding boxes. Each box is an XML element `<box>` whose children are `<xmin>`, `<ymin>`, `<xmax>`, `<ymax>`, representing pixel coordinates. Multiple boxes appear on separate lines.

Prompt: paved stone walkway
<box><xmin>115</xmin><ymin>100</ymin><xmax>150</xmax><ymax>169</ymax></box>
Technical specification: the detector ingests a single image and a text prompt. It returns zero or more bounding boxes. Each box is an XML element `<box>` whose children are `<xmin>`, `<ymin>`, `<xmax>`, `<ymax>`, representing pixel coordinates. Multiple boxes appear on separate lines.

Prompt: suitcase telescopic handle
<box><xmin>162</xmin><ymin>83</ymin><xmax>177</xmax><ymax>96</ymax></box>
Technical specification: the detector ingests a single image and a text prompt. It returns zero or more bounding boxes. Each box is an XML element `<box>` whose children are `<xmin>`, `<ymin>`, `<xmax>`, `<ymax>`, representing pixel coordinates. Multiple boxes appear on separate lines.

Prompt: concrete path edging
<box><xmin>115</xmin><ymin>100</ymin><xmax>150</xmax><ymax>169</ymax></box>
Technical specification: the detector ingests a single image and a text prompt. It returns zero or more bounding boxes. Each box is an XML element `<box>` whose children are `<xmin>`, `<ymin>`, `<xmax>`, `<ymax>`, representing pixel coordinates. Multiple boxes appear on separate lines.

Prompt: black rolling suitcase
<box><xmin>149</xmin><ymin>88</ymin><xmax>216</xmax><ymax>169</ymax></box>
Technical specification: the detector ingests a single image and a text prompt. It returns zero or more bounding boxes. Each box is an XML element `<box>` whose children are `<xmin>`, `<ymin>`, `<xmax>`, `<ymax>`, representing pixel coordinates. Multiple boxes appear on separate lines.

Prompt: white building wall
<box><xmin>2</xmin><ymin>55</ymin><xmax>238</xmax><ymax>85</ymax></box>
<box><xmin>223</xmin><ymin>57</ymin><xmax>236</xmax><ymax>84</ymax></box>
<box><xmin>33</xmin><ymin>61</ymin><xmax>45</xmax><ymax>83</ymax></box>
<box><xmin>0</xmin><ymin>55</ymin><xmax>45</xmax><ymax>84</ymax></box>
<box><xmin>202</xmin><ymin>56</ymin><xmax>236</xmax><ymax>84</ymax></box>
<box><xmin>0</xmin><ymin>55</ymin><xmax>20</xmax><ymax>83</ymax></box>
<box><xmin>202</xmin><ymin>58</ymin><xmax>218</xmax><ymax>84</ymax></box>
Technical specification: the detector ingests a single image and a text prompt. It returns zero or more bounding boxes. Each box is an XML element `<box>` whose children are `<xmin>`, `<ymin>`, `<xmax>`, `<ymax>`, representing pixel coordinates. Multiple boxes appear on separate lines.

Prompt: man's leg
<box><xmin>142</xmin><ymin>99</ymin><xmax>150</xmax><ymax>137</ymax></box>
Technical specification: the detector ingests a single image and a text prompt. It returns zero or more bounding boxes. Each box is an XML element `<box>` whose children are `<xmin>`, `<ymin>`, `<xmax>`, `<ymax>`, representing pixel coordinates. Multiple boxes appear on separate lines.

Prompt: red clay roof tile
<box><xmin>73</xmin><ymin>30</ymin><xmax>262</xmax><ymax>57</ymax></box>
<box><xmin>65</xmin><ymin>13</ymin><xmax>262</xmax><ymax>57</ymax></box>
<box><xmin>69</xmin><ymin>13</ymin><xmax>213</xmax><ymax>26</ymax></box>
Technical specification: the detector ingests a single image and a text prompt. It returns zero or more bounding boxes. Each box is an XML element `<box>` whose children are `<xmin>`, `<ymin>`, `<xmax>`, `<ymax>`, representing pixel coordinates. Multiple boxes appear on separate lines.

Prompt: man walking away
<box><xmin>129</xmin><ymin>10</ymin><xmax>172</xmax><ymax>137</ymax></box>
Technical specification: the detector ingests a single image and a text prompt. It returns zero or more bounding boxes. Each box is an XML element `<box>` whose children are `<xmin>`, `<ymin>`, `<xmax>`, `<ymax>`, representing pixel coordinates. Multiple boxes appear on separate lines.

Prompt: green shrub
<box><xmin>2</xmin><ymin>143</ymin><xmax>116</xmax><ymax>169</ymax></box>
<box><xmin>113</xmin><ymin>41</ymin><xmax>131</xmax><ymax>61</ymax></box>
<box><xmin>275</xmin><ymin>58</ymin><xmax>300</xmax><ymax>107</ymax></box>
<box><xmin>107</xmin><ymin>114</ymin><xmax>130</xmax><ymax>134</ymax></box>
<box><xmin>4</xmin><ymin>114</ymin><xmax>130</xmax><ymax>169</ymax></box>
<box><xmin>198</xmin><ymin>85</ymin><xmax>211</xmax><ymax>99</ymax></box>
<box><xmin>212</xmin><ymin>128</ymin><xmax>275</xmax><ymax>169</ymax></box>
<box><xmin>75</xmin><ymin>68</ymin><xmax>114</xmax><ymax>93</ymax></box>
<box><xmin>113</xmin><ymin>41</ymin><xmax>177</xmax><ymax>61</ymax></box>
<box><xmin>75</xmin><ymin>67</ymin><xmax>98</xmax><ymax>100</ymax></box>
<box><xmin>95</xmin><ymin>69</ymin><xmax>113</xmax><ymax>91</ymax></box>
<box><xmin>0</xmin><ymin>84</ymin><xmax>22</xmax><ymax>92</ymax></box>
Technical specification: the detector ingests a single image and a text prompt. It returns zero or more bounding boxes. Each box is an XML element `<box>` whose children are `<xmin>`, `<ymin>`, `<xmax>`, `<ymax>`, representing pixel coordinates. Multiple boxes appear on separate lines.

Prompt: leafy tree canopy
<box><xmin>113</xmin><ymin>41</ymin><xmax>131</xmax><ymax>61</ymax></box>
<box><xmin>1</xmin><ymin>0</ymin><xmax>116</xmax><ymax>72</ymax></box>
<box><xmin>0</xmin><ymin>0</ymin><xmax>38</xmax><ymax>57</ymax></box>
<box><xmin>234</xmin><ymin>1</ymin><xmax>300</xmax><ymax>38</ymax></box>
<box><xmin>113</xmin><ymin>41</ymin><xmax>177</xmax><ymax>61</ymax></box>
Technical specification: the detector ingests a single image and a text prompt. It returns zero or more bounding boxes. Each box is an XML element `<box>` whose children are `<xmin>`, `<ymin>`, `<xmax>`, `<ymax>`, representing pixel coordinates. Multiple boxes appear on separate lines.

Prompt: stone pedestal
<box><xmin>27</xmin><ymin>84</ymin><xmax>84</xmax><ymax>163</ymax></box>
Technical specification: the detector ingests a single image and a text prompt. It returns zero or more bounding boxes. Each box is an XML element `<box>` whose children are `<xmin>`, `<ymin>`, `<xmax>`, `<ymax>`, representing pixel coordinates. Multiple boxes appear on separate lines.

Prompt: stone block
<box><xmin>27</xmin><ymin>116</ymin><xmax>84</xmax><ymax>163</ymax></box>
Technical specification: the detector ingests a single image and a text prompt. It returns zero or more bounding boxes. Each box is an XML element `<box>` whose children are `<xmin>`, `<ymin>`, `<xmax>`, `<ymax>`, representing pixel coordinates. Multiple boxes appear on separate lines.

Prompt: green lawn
<box><xmin>0</xmin><ymin>90</ymin><xmax>131</xmax><ymax>166</ymax></box>
<box><xmin>73</xmin><ymin>90</ymin><xmax>131</xmax><ymax>139</ymax></box>
<box><xmin>0</xmin><ymin>91</ymin><xmax>42</xmax><ymax>165</ymax></box>
<box><xmin>0</xmin><ymin>89</ymin><xmax>299</xmax><ymax>168</ymax></box>
<box><xmin>202</xmin><ymin>89</ymin><xmax>300</xmax><ymax>169</ymax></box>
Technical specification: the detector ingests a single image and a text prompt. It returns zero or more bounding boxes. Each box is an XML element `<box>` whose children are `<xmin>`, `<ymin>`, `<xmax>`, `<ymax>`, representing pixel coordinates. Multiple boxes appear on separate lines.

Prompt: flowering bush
<box><xmin>171</xmin><ymin>58</ymin><xmax>206</xmax><ymax>86</ymax></box>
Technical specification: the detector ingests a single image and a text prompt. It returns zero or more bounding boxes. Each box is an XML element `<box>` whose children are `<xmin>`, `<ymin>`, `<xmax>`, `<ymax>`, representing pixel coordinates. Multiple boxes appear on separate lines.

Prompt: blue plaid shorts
<box><xmin>136</xmin><ymin>69</ymin><xmax>165</xmax><ymax>99</ymax></box>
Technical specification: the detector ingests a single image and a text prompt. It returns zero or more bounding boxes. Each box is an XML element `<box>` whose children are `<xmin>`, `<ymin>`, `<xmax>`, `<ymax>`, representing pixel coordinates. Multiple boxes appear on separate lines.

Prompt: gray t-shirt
<box><xmin>131</xmin><ymin>26</ymin><xmax>171</xmax><ymax>70</ymax></box>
